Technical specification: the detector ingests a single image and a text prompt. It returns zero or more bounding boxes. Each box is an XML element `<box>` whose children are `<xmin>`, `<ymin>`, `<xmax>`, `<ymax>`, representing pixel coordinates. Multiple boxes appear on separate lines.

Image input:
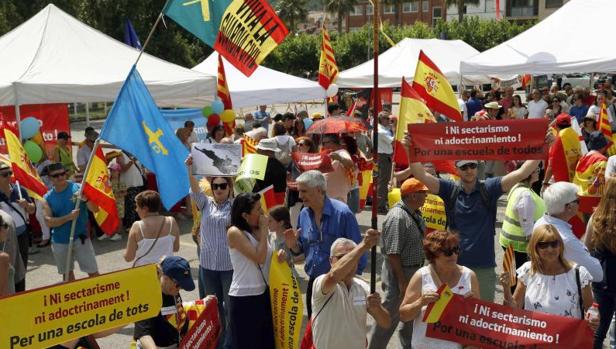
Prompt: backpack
<box><xmin>275</xmin><ymin>137</ymin><xmax>293</xmax><ymax>167</ymax></box>
<box><xmin>445</xmin><ymin>180</ymin><xmax>493</xmax><ymax>229</ymax></box>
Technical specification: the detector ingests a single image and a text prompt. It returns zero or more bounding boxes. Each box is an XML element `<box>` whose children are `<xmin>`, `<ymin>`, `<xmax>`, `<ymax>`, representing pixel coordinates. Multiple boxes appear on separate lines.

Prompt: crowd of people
<box><xmin>2</xmin><ymin>80</ymin><xmax>616</xmax><ymax>349</ymax></box>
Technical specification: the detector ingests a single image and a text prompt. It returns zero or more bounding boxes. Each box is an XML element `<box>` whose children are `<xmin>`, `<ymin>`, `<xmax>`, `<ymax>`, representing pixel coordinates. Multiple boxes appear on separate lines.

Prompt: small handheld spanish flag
<box><xmin>423</xmin><ymin>284</ymin><xmax>454</xmax><ymax>323</ymax></box>
<box><xmin>503</xmin><ymin>243</ymin><xmax>517</xmax><ymax>287</ymax></box>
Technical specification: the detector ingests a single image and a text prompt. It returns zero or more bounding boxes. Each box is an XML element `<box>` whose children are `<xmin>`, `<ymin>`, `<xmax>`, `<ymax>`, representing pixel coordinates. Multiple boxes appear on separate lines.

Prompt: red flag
<box><xmin>82</xmin><ymin>146</ymin><xmax>120</xmax><ymax>235</ymax></box>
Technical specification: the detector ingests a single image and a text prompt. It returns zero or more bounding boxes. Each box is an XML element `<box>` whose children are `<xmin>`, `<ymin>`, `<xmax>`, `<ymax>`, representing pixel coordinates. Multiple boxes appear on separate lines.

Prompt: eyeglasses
<box><xmin>0</xmin><ymin>171</ymin><xmax>12</xmax><ymax>178</ymax></box>
<box><xmin>50</xmin><ymin>171</ymin><xmax>67</xmax><ymax>178</ymax></box>
<box><xmin>440</xmin><ymin>246</ymin><xmax>460</xmax><ymax>256</ymax></box>
<box><xmin>537</xmin><ymin>240</ymin><xmax>560</xmax><ymax>249</ymax></box>
<box><xmin>458</xmin><ymin>163</ymin><xmax>478</xmax><ymax>171</ymax></box>
<box><xmin>212</xmin><ymin>183</ymin><xmax>228</xmax><ymax>190</ymax></box>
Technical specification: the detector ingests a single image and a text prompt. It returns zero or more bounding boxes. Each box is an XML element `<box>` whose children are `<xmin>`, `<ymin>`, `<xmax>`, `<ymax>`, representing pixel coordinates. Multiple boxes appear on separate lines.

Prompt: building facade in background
<box><xmin>446</xmin><ymin>0</ymin><xmax>569</xmax><ymax>23</ymax></box>
<box><xmin>346</xmin><ymin>0</ymin><xmax>446</xmax><ymax>31</ymax></box>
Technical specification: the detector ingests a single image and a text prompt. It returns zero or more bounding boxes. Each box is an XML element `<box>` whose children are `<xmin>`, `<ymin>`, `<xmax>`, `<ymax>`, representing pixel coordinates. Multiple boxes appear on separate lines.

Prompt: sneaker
<box><xmin>110</xmin><ymin>234</ymin><xmax>122</xmax><ymax>241</ymax></box>
<box><xmin>97</xmin><ymin>234</ymin><xmax>109</xmax><ymax>241</ymax></box>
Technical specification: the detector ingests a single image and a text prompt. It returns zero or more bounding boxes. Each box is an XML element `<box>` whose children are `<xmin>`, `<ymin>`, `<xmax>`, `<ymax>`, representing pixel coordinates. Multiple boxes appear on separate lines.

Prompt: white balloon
<box><xmin>326</xmin><ymin>84</ymin><xmax>339</xmax><ymax>97</ymax></box>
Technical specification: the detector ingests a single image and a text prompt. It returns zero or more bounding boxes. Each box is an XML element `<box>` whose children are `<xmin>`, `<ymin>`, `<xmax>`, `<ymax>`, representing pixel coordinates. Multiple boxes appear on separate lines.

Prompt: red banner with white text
<box><xmin>408</xmin><ymin>119</ymin><xmax>549</xmax><ymax>162</ymax></box>
<box><xmin>291</xmin><ymin>152</ymin><xmax>334</xmax><ymax>173</ymax></box>
<box><xmin>0</xmin><ymin>104</ymin><xmax>70</xmax><ymax>156</ymax></box>
<box><xmin>425</xmin><ymin>293</ymin><xmax>593</xmax><ymax>348</ymax></box>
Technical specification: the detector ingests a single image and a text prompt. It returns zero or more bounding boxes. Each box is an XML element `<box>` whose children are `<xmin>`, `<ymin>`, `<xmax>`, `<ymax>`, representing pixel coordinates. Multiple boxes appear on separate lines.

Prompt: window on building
<box><xmin>432</xmin><ymin>6</ymin><xmax>441</xmax><ymax>26</ymax></box>
<box><xmin>384</xmin><ymin>4</ymin><xmax>396</xmax><ymax>14</ymax></box>
<box><xmin>545</xmin><ymin>0</ymin><xmax>563</xmax><ymax>8</ymax></box>
<box><xmin>366</xmin><ymin>4</ymin><xmax>374</xmax><ymax>15</ymax></box>
<box><xmin>350</xmin><ymin>5</ymin><xmax>363</xmax><ymax>16</ymax></box>
<box><xmin>511</xmin><ymin>0</ymin><xmax>536</xmax><ymax>16</ymax></box>
<box><xmin>422</xmin><ymin>0</ymin><xmax>429</xmax><ymax>12</ymax></box>
<box><xmin>403</xmin><ymin>1</ymin><xmax>419</xmax><ymax>12</ymax></box>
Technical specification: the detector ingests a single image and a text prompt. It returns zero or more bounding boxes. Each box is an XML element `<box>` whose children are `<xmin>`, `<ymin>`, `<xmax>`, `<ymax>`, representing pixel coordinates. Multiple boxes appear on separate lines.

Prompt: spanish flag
<box><xmin>82</xmin><ymin>146</ymin><xmax>120</xmax><ymax>235</ymax></box>
<box><xmin>241</xmin><ymin>134</ymin><xmax>258</xmax><ymax>157</ymax></box>
<box><xmin>573</xmin><ymin>150</ymin><xmax>607</xmax><ymax>214</ymax></box>
<box><xmin>423</xmin><ymin>284</ymin><xmax>454</xmax><ymax>323</ymax></box>
<box><xmin>318</xmin><ymin>25</ymin><xmax>338</xmax><ymax>90</ymax></box>
<box><xmin>549</xmin><ymin>127</ymin><xmax>582</xmax><ymax>182</ymax></box>
<box><xmin>2</xmin><ymin>125</ymin><xmax>47</xmax><ymax>200</ymax></box>
<box><xmin>412</xmin><ymin>51</ymin><xmax>462</xmax><ymax>122</ymax></box>
<box><xmin>259</xmin><ymin>185</ymin><xmax>284</xmax><ymax>214</ymax></box>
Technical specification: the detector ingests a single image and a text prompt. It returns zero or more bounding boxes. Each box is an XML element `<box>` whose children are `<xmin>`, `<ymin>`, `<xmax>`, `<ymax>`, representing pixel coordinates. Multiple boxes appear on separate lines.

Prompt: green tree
<box><xmin>326</xmin><ymin>0</ymin><xmax>358</xmax><ymax>33</ymax></box>
<box><xmin>445</xmin><ymin>0</ymin><xmax>481</xmax><ymax>23</ymax></box>
<box><xmin>276</xmin><ymin>0</ymin><xmax>309</xmax><ymax>32</ymax></box>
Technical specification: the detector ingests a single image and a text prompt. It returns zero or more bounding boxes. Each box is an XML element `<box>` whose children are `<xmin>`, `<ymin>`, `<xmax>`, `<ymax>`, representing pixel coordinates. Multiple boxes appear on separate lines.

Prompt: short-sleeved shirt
<box><xmin>527</xmin><ymin>99</ymin><xmax>549</xmax><ymax>118</ymax></box>
<box><xmin>381</xmin><ymin>202</ymin><xmax>425</xmax><ymax>267</ymax></box>
<box><xmin>438</xmin><ymin>177</ymin><xmax>503</xmax><ymax>267</ymax></box>
<box><xmin>297</xmin><ymin>197</ymin><xmax>366</xmax><ymax>278</ymax></box>
<box><xmin>0</xmin><ymin>184</ymin><xmax>32</xmax><ymax>235</ymax></box>
<box><xmin>134</xmin><ymin>293</ymin><xmax>187</xmax><ymax>347</ymax></box>
<box><xmin>312</xmin><ymin>275</ymin><xmax>369</xmax><ymax>349</ymax></box>
<box><xmin>44</xmin><ymin>182</ymin><xmax>89</xmax><ymax>244</ymax></box>
<box><xmin>466</xmin><ymin>98</ymin><xmax>482</xmax><ymax>118</ymax></box>
<box><xmin>191</xmin><ymin>190</ymin><xmax>233</xmax><ymax>271</ymax></box>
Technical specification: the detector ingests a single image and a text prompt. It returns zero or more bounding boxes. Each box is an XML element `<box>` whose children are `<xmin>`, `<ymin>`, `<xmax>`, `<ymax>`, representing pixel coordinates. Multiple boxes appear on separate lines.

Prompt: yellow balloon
<box><xmin>220</xmin><ymin>109</ymin><xmax>236</xmax><ymax>123</ymax></box>
<box><xmin>32</xmin><ymin>131</ymin><xmax>44</xmax><ymax>146</ymax></box>
<box><xmin>388</xmin><ymin>188</ymin><xmax>401</xmax><ymax>209</ymax></box>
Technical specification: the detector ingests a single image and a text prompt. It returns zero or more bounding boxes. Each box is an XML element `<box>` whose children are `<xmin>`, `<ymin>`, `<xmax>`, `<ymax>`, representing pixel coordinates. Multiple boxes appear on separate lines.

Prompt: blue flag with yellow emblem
<box><xmin>100</xmin><ymin>65</ymin><xmax>189</xmax><ymax>209</ymax></box>
<box><xmin>163</xmin><ymin>0</ymin><xmax>231</xmax><ymax>47</ymax></box>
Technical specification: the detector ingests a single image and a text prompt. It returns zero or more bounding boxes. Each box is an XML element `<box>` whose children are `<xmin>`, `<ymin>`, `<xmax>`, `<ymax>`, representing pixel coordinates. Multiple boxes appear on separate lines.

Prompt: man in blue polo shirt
<box><xmin>407</xmin><ymin>155</ymin><xmax>542</xmax><ymax>301</ymax></box>
<box><xmin>285</xmin><ymin>170</ymin><xmax>366</xmax><ymax>316</ymax></box>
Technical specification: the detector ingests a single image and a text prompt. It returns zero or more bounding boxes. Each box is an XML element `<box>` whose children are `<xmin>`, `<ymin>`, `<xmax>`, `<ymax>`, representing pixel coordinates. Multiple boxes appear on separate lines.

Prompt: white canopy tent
<box><xmin>461</xmin><ymin>0</ymin><xmax>616</xmax><ymax>75</ymax></box>
<box><xmin>192</xmin><ymin>54</ymin><xmax>325</xmax><ymax>108</ymax></box>
<box><xmin>336</xmin><ymin>38</ymin><xmax>494</xmax><ymax>88</ymax></box>
<box><xmin>0</xmin><ymin>4</ymin><xmax>216</xmax><ymax>109</ymax></box>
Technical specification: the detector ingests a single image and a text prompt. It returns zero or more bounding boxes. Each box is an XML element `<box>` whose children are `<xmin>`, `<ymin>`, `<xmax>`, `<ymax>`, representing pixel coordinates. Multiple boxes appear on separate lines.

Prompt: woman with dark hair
<box><xmin>585</xmin><ymin>177</ymin><xmax>616</xmax><ymax>348</ymax></box>
<box><xmin>268</xmin><ymin>205</ymin><xmax>301</xmax><ymax>269</ymax></box>
<box><xmin>227</xmin><ymin>192</ymin><xmax>274</xmax><ymax>349</ymax></box>
<box><xmin>291</xmin><ymin>117</ymin><xmax>306</xmax><ymax>138</ymax></box>
<box><xmin>508</xmin><ymin>94</ymin><xmax>528</xmax><ymax>119</ymax></box>
<box><xmin>123</xmin><ymin>190</ymin><xmax>180</xmax><ymax>267</ymax></box>
<box><xmin>399</xmin><ymin>230</ymin><xmax>480</xmax><ymax>348</ymax></box>
<box><xmin>212</xmin><ymin>125</ymin><xmax>226</xmax><ymax>143</ymax></box>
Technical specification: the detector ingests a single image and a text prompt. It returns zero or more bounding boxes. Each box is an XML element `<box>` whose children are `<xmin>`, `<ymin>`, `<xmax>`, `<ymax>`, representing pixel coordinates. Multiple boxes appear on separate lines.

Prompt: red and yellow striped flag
<box><xmin>259</xmin><ymin>185</ymin><xmax>284</xmax><ymax>214</ymax></box>
<box><xmin>318</xmin><ymin>26</ymin><xmax>338</xmax><ymax>90</ymax></box>
<box><xmin>423</xmin><ymin>284</ymin><xmax>454</xmax><ymax>323</ymax></box>
<box><xmin>82</xmin><ymin>146</ymin><xmax>120</xmax><ymax>235</ymax></box>
<box><xmin>2</xmin><ymin>125</ymin><xmax>47</xmax><ymax>200</ymax></box>
<box><xmin>503</xmin><ymin>243</ymin><xmax>517</xmax><ymax>287</ymax></box>
<box><xmin>598</xmin><ymin>103</ymin><xmax>613</xmax><ymax>139</ymax></box>
<box><xmin>573</xmin><ymin>150</ymin><xmax>607</xmax><ymax>214</ymax></box>
<box><xmin>241</xmin><ymin>134</ymin><xmax>258</xmax><ymax>157</ymax></box>
<box><xmin>412</xmin><ymin>50</ymin><xmax>462</xmax><ymax>122</ymax></box>
<box><xmin>217</xmin><ymin>54</ymin><xmax>233</xmax><ymax>110</ymax></box>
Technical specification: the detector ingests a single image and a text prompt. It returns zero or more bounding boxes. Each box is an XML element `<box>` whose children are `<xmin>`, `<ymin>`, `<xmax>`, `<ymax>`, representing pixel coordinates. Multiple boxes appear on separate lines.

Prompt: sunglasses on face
<box><xmin>0</xmin><ymin>171</ymin><xmax>12</xmax><ymax>178</ymax></box>
<box><xmin>537</xmin><ymin>240</ymin><xmax>559</xmax><ymax>249</ymax></box>
<box><xmin>50</xmin><ymin>172</ymin><xmax>67</xmax><ymax>178</ymax></box>
<box><xmin>440</xmin><ymin>246</ymin><xmax>460</xmax><ymax>256</ymax></box>
<box><xmin>212</xmin><ymin>183</ymin><xmax>228</xmax><ymax>190</ymax></box>
<box><xmin>458</xmin><ymin>163</ymin><xmax>478</xmax><ymax>171</ymax></box>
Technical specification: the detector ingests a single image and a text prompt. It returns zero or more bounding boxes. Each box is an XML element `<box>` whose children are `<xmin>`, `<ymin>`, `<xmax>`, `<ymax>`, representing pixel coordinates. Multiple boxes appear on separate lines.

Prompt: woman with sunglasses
<box><xmin>186</xmin><ymin>156</ymin><xmax>234</xmax><ymax>349</ymax></box>
<box><xmin>399</xmin><ymin>230</ymin><xmax>480</xmax><ymax>349</ymax></box>
<box><xmin>500</xmin><ymin>224</ymin><xmax>597</xmax><ymax>329</ymax></box>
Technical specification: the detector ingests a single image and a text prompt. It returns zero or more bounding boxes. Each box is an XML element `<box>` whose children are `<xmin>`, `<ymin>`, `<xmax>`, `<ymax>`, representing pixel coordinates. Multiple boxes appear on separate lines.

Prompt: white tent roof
<box><xmin>192</xmin><ymin>54</ymin><xmax>325</xmax><ymax>108</ymax></box>
<box><xmin>0</xmin><ymin>4</ymin><xmax>216</xmax><ymax>107</ymax></box>
<box><xmin>336</xmin><ymin>38</ymin><xmax>492</xmax><ymax>88</ymax></box>
<box><xmin>461</xmin><ymin>0</ymin><xmax>616</xmax><ymax>75</ymax></box>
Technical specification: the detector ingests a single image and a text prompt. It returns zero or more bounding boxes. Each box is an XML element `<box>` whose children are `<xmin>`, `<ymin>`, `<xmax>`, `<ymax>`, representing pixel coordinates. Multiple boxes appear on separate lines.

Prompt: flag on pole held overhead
<box><xmin>412</xmin><ymin>50</ymin><xmax>462</xmax><ymax>122</ymax></box>
<box><xmin>217</xmin><ymin>54</ymin><xmax>233</xmax><ymax>110</ymax></box>
<box><xmin>99</xmin><ymin>65</ymin><xmax>190</xmax><ymax>210</ymax></box>
<box><xmin>318</xmin><ymin>25</ymin><xmax>338</xmax><ymax>90</ymax></box>
<box><xmin>1</xmin><ymin>125</ymin><xmax>47</xmax><ymax>200</ymax></box>
<box><xmin>503</xmin><ymin>244</ymin><xmax>516</xmax><ymax>286</ymax></box>
<box><xmin>163</xmin><ymin>0</ymin><xmax>289</xmax><ymax>76</ymax></box>
<box><xmin>82</xmin><ymin>146</ymin><xmax>120</xmax><ymax>236</ymax></box>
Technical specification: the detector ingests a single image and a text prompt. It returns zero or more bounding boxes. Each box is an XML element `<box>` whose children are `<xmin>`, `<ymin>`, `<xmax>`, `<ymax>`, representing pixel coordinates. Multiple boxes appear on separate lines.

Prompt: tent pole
<box><xmin>12</xmin><ymin>84</ymin><xmax>22</xmax><ymax>138</ymax></box>
<box><xmin>370</xmin><ymin>0</ymin><xmax>380</xmax><ymax>294</ymax></box>
<box><xmin>85</xmin><ymin>102</ymin><xmax>90</xmax><ymax>127</ymax></box>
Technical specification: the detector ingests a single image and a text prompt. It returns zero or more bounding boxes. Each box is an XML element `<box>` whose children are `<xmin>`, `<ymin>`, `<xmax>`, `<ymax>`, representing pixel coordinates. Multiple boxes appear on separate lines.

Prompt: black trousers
<box><xmin>15</xmin><ymin>232</ymin><xmax>29</xmax><ymax>292</ymax></box>
<box><xmin>306</xmin><ymin>275</ymin><xmax>317</xmax><ymax>318</ymax></box>
<box><xmin>228</xmin><ymin>291</ymin><xmax>274</xmax><ymax>349</ymax></box>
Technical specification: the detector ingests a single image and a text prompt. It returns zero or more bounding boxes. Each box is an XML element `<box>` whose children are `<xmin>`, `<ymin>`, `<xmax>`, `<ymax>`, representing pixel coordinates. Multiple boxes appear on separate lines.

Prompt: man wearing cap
<box><xmin>376</xmin><ymin>111</ymin><xmax>394</xmax><ymax>213</ymax></box>
<box><xmin>405</xmin><ymin>140</ymin><xmax>544</xmax><ymax>301</ymax></box>
<box><xmin>52</xmin><ymin>131</ymin><xmax>77</xmax><ymax>178</ymax></box>
<box><xmin>527</xmin><ymin>89</ymin><xmax>549</xmax><ymax>119</ymax></box>
<box><xmin>42</xmin><ymin>163</ymin><xmax>99</xmax><ymax>282</ymax></box>
<box><xmin>368</xmin><ymin>178</ymin><xmax>428</xmax><ymax>349</ymax></box>
<box><xmin>0</xmin><ymin>162</ymin><xmax>35</xmax><ymax>291</ymax></box>
<box><xmin>253</xmin><ymin>138</ymin><xmax>287</xmax><ymax>199</ymax></box>
<box><xmin>471</xmin><ymin>101</ymin><xmax>501</xmax><ymax>121</ymax></box>
<box><xmin>134</xmin><ymin>256</ymin><xmax>195</xmax><ymax>349</ymax></box>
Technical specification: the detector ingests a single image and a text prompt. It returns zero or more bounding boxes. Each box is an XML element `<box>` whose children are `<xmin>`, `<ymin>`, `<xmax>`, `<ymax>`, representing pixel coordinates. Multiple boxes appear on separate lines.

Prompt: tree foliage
<box><xmin>276</xmin><ymin>0</ymin><xmax>309</xmax><ymax>32</ymax></box>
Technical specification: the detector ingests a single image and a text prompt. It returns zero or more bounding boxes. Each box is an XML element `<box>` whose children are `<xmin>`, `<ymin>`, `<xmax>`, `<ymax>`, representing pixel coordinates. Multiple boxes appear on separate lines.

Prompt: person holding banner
<box><xmin>226</xmin><ymin>192</ymin><xmax>275</xmax><ymax>349</ymax></box>
<box><xmin>500</xmin><ymin>225</ymin><xmax>597</xmax><ymax>328</ymax></box>
<box><xmin>399</xmin><ymin>230</ymin><xmax>480</xmax><ymax>349</ymax></box>
<box><xmin>42</xmin><ymin>163</ymin><xmax>100</xmax><ymax>282</ymax></box>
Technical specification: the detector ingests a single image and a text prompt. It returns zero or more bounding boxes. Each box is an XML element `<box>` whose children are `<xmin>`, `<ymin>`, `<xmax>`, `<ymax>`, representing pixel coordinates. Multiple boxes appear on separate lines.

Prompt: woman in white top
<box><xmin>508</xmin><ymin>95</ymin><xmax>528</xmax><ymax>120</ymax></box>
<box><xmin>500</xmin><ymin>224</ymin><xmax>598</xmax><ymax>327</ymax></box>
<box><xmin>124</xmin><ymin>190</ymin><xmax>179</xmax><ymax>267</ymax></box>
<box><xmin>399</xmin><ymin>230</ymin><xmax>480</xmax><ymax>349</ymax></box>
<box><xmin>226</xmin><ymin>192</ymin><xmax>274</xmax><ymax>349</ymax></box>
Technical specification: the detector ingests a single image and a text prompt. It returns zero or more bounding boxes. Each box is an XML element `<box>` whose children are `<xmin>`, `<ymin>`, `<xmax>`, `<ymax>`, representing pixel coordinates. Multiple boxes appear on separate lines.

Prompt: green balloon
<box><xmin>24</xmin><ymin>140</ymin><xmax>43</xmax><ymax>163</ymax></box>
<box><xmin>202</xmin><ymin>105</ymin><xmax>213</xmax><ymax>117</ymax></box>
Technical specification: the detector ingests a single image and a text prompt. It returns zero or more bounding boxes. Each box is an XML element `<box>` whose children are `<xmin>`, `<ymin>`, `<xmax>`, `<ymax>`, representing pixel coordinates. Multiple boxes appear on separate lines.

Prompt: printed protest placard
<box><xmin>269</xmin><ymin>255</ymin><xmax>303</xmax><ymax>349</ymax></box>
<box><xmin>234</xmin><ymin>153</ymin><xmax>268</xmax><ymax>193</ymax></box>
<box><xmin>180</xmin><ymin>296</ymin><xmax>221</xmax><ymax>349</ymax></box>
<box><xmin>291</xmin><ymin>152</ymin><xmax>334</xmax><ymax>173</ymax></box>
<box><xmin>0</xmin><ymin>265</ymin><xmax>161</xmax><ymax>349</ymax></box>
<box><xmin>192</xmin><ymin>143</ymin><xmax>242</xmax><ymax>176</ymax></box>
<box><xmin>425</xmin><ymin>286</ymin><xmax>593</xmax><ymax>348</ymax></box>
<box><xmin>408</xmin><ymin>119</ymin><xmax>549</xmax><ymax>162</ymax></box>
<box><xmin>420</xmin><ymin>194</ymin><xmax>446</xmax><ymax>232</ymax></box>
